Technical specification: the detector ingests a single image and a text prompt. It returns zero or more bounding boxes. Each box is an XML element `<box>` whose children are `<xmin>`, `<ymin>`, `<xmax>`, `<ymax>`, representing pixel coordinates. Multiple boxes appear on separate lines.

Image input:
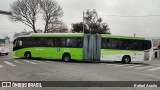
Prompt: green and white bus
<box><xmin>13</xmin><ymin>33</ymin><xmax>152</xmax><ymax>63</ymax></box>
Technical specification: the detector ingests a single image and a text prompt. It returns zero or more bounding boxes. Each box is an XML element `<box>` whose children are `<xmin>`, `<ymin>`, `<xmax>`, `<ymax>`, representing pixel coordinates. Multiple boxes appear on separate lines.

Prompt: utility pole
<box><xmin>83</xmin><ymin>11</ymin><xmax>85</xmax><ymax>34</ymax></box>
<box><xmin>134</xmin><ymin>33</ymin><xmax>136</xmax><ymax>37</ymax></box>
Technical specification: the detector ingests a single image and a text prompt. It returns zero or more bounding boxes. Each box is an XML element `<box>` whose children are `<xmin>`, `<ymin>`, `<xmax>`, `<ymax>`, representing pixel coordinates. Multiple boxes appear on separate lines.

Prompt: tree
<box><xmin>48</xmin><ymin>20</ymin><xmax>68</xmax><ymax>33</ymax></box>
<box><xmin>40</xmin><ymin>0</ymin><xmax>64</xmax><ymax>33</ymax></box>
<box><xmin>71</xmin><ymin>22</ymin><xmax>89</xmax><ymax>33</ymax></box>
<box><xmin>71</xmin><ymin>9</ymin><xmax>110</xmax><ymax>34</ymax></box>
<box><xmin>84</xmin><ymin>9</ymin><xmax>110</xmax><ymax>34</ymax></box>
<box><xmin>10</xmin><ymin>0</ymin><xmax>64</xmax><ymax>33</ymax></box>
<box><xmin>4</xmin><ymin>35</ymin><xmax>10</xmax><ymax>44</ymax></box>
<box><xmin>10</xmin><ymin>0</ymin><xmax>40</xmax><ymax>33</ymax></box>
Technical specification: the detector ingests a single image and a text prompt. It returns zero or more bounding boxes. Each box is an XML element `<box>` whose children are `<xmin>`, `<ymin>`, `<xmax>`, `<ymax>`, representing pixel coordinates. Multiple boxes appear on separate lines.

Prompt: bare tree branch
<box><xmin>10</xmin><ymin>0</ymin><xmax>40</xmax><ymax>33</ymax></box>
<box><xmin>48</xmin><ymin>20</ymin><xmax>68</xmax><ymax>33</ymax></box>
<box><xmin>40</xmin><ymin>0</ymin><xmax>64</xmax><ymax>33</ymax></box>
<box><xmin>10</xmin><ymin>0</ymin><xmax>64</xmax><ymax>33</ymax></box>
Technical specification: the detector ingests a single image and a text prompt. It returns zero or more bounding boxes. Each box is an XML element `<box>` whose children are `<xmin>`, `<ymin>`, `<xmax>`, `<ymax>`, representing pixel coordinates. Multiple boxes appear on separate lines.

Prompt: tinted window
<box><xmin>42</xmin><ymin>38</ymin><xmax>53</xmax><ymax>47</ymax></box>
<box><xmin>21</xmin><ymin>37</ymin><xmax>53</xmax><ymax>47</ymax></box>
<box><xmin>66</xmin><ymin>38</ymin><xmax>83</xmax><ymax>48</ymax></box>
<box><xmin>54</xmin><ymin>37</ymin><xmax>83</xmax><ymax>48</ymax></box>
<box><xmin>22</xmin><ymin>37</ymin><xmax>42</xmax><ymax>47</ymax></box>
<box><xmin>14</xmin><ymin>37</ymin><xmax>83</xmax><ymax>48</ymax></box>
<box><xmin>54</xmin><ymin>38</ymin><xmax>66</xmax><ymax>47</ymax></box>
<box><xmin>101</xmin><ymin>38</ymin><xmax>151</xmax><ymax>50</ymax></box>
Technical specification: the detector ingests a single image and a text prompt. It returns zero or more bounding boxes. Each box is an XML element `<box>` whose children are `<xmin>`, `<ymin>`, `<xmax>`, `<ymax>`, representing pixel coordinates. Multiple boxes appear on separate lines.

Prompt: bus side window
<box><xmin>15</xmin><ymin>39</ymin><xmax>23</xmax><ymax>47</ymax></box>
<box><xmin>47</xmin><ymin>38</ymin><xmax>53</xmax><ymax>47</ymax></box>
<box><xmin>77</xmin><ymin>38</ymin><xmax>83</xmax><ymax>48</ymax></box>
<box><xmin>42</xmin><ymin>38</ymin><xmax>53</xmax><ymax>47</ymax></box>
<box><xmin>101</xmin><ymin>38</ymin><xmax>109</xmax><ymax>49</ymax></box>
<box><xmin>54</xmin><ymin>38</ymin><xmax>65</xmax><ymax>47</ymax></box>
<box><xmin>19</xmin><ymin>40</ymin><xmax>22</xmax><ymax>46</ymax></box>
<box><xmin>13</xmin><ymin>40</ymin><xmax>17</xmax><ymax>47</ymax></box>
<box><xmin>53</xmin><ymin>38</ymin><xmax>59</xmax><ymax>47</ymax></box>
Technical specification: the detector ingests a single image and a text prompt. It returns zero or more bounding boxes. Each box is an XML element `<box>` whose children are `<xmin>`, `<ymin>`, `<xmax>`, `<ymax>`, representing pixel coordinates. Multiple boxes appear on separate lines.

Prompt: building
<box><xmin>145</xmin><ymin>37</ymin><xmax>160</xmax><ymax>60</ymax></box>
<box><xmin>14</xmin><ymin>30</ymin><xmax>43</xmax><ymax>39</ymax></box>
<box><xmin>152</xmin><ymin>39</ymin><xmax>160</xmax><ymax>58</ymax></box>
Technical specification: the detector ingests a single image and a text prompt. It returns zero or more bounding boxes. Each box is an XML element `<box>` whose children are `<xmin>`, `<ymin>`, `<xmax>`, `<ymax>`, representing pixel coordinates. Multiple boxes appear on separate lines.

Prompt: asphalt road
<box><xmin>0</xmin><ymin>54</ymin><xmax>160</xmax><ymax>90</ymax></box>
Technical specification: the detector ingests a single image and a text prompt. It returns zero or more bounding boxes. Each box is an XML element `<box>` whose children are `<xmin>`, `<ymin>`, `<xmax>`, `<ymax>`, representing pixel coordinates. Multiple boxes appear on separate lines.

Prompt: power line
<box><xmin>99</xmin><ymin>14</ymin><xmax>160</xmax><ymax>17</ymax></box>
<box><xmin>0</xmin><ymin>28</ymin><xmax>23</xmax><ymax>30</ymax></box>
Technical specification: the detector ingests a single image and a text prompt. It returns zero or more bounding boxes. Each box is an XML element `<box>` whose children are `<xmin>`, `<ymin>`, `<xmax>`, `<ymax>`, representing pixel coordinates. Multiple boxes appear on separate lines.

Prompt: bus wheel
<box><xmin>122</xmin><ymin>56</ymin><xmax>131</xmax><ymax>64</ymax></box>
<box><xmin>62</xmin><ymin>54</ymin><xmax>71</xmax><ymax>62</ymax></box>
<box><xmin>5</xmin><ymin>53</ymin><xmax>9</xmax><ymax>55</ymax></box>
<box><xmin>25</xmin><ymin>52</ymin><xmax>32</xmax><ymax>60</ymax></box>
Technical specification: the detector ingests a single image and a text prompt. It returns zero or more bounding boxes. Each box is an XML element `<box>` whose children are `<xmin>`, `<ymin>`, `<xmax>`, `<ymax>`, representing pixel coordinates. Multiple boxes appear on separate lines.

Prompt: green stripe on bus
<box><xmin>101</xmin><ymin>49</ymin><xmax>143</xmax><ymax>55</ymax></box>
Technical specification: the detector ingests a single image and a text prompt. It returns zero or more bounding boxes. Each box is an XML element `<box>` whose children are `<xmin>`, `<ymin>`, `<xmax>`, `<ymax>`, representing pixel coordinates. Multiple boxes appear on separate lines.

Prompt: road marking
<box><xmin>124</xmin><ymin>65</ymin><xmax>143</xmax><ymax>68</ymax></box>
<box><xmin>0</xmin><ymin>65</ymin><xmax>4</xmax><ymax>68</ymax></box>
<box><xmin>148</xmin><ymin>67</ymin><xmax>160</xmax><ymax>71</ymax></box>
<box><xmin>130</xmin><ymin>72</ymin><xmax>159</xmax><ymax>78</ymax></box>
<box><xmin>10</xmin><ymin>55</ymin><xmax>18</xmax><ymax>58</ymax></box>
<box><xmin>4</xmin><ymin>61</ymin><xmax>16</xmax><ymax>66</ymax></box>
<box><xmin>14</xmin><ymin>60</ymin><xmax>25</xmax><ymax>64</ymax></box>
<box><xmin>0</xmin><ymin>58</ymin><xmax>12</xmax><ymax>60</ymax></box>
<box><xmin>155</xmin><ymin>64</ymin><xmax>160</xmax><ymax>66</ymax></box>
<box><xmin>23</xmin><ymin>60</ymin><xmax>37</xmax><ymax>64</ymax></box>
<box><xmin>135</xmin><ymin>66</ymin><xmax>154</xmax><ymax>69</ymax></box>
<box><xmin>115</xmin><ymin>64</ymin><xmax>130</xmax><ymax>67</ymax></box>
<box><xmin>34</xmin><ymin>60</ymin><xmax>47</xmax><ymax>64</ymax></box>
<box><xmin>106</xmin><ymin>64</ymin><xmax>117</xmax><ymax>66</ymax></box>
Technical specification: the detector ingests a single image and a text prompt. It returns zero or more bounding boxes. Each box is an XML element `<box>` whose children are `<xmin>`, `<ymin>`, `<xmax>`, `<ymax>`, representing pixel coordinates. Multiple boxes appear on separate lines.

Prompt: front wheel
<box><xmin>5</xmin><ymin>53</ymin><xmax>9</xmax><ymax>55</ymax></box>
<box><xmin>122</xmin><ymin>56</ymin><xmax>131</xmax><ymax>64</ymax></box>
<box><xmin>25</xmin><ymin>52</ymin><xmax>32</xmax><ymax>60</ymax></box>
<box><xmin>62</xmin><ymin>54</ymin><xmax>71</xmax><ymax>62</ymax></box>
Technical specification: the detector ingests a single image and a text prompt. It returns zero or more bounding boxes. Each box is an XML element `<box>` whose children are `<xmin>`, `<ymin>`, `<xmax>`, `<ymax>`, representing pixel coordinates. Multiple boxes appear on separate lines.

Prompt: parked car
<box><xmin>0</xmin><ymin>47</ymin><xmax>10</xmax><ymax>55</ymax></box>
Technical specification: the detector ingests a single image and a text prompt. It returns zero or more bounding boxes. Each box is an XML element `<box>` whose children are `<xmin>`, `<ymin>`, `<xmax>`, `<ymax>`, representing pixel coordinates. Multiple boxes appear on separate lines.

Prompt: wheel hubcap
<box><xmin>27</xmin><ymin>54</ymin><xmax>30</xmax><ymax>59</ymax></box>
<box><xmin>64</xmin><ymin>56</ymin><xmax>69</xmax><ymax>61</ymax></box>
<box><xmin>125</xmin><ymin>58</ymin><xmax>129</xmax><ymax>62</ymax></box>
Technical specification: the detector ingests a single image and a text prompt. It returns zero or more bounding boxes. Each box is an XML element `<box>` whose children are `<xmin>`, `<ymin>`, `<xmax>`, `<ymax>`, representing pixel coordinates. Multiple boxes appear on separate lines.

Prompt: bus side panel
<box><xmin>42</xmin><ymin>48</ymin><xmax>83</xmax><ymax>60</ymax></box>
<box><xmin>13</xmin><ymin>47</ymin><xmax>83</xmax><ymax>60</ymax></box>
<box><xmin>100</xmin><ymin>49</ymin><xmax>144</xmax><ymax>61</ymax></box>
<box><xmin>13</xmin><ymin>48</ymin><xmax>30</xmax><ymax>57</ymax></box>
<box><xmin>60</xmin><ymin>48</ymin><xmax>83</xmax><ymax>61</ymax></box>
<box><xmin>14</xmin><ymin>47</ymin><xmax>43</xmax><ymax>58</ymax></box>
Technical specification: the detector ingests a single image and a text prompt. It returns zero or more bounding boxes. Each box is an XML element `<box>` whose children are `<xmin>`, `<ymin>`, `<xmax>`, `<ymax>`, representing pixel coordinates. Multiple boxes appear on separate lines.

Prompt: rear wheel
<box><xmin>62</xmin><ymin>54</ymin><xmax>71</xmax><ymax>62</ymax></box>
<box><xmin>25</xmin><ymin>52</ymin><xmax>32</xmax><ymax>59</ymax></box>
<box><xmin>122</xmin><ymin>56</ymin><xmax>131</xmax><ymax>64</ymax></box>
<box><xmin>5</xmin><ymin>53</ymin><xmax>9</xmax><ymax>55</ymax></box>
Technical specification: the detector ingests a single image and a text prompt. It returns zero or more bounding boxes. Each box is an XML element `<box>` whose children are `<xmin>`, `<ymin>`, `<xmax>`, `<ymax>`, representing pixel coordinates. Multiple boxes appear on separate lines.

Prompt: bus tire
<box><xmin>25</xmin><ymin>52</ymin><xmax>32</xmax><ymax>60</ymax></box>
<box><xmin>5</xmin><ymin>53</ymin><xmax>9</xmax><ymax>55</ymax></box>
<box><xmin>122</xmin><ymin>55</ymin><xmax>131</xmax><ymax>64</ymax></box>
<box><xmin>62</xmin><ymin>54</ymin><xmax>71</xmax><ymax>62</ymax></box>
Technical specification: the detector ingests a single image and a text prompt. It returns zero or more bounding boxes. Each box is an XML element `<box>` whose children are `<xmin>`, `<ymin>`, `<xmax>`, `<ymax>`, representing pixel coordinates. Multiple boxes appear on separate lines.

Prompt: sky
<box><xmin>0</xmin><ymin>0</ymin><xmax>160</xmax><ymax>40</ymax></box>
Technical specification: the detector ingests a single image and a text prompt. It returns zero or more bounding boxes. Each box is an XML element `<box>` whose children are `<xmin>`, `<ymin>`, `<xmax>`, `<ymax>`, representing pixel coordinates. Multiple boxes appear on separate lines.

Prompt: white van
<box><xmin>0</xmin><ymin>47</ymin><xmax>10</xmax><ymax>55</ymax></box>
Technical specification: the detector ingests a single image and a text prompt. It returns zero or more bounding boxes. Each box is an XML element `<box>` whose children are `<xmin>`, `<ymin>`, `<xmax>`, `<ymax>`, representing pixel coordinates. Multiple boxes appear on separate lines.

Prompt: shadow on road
<box><xmin>15</xmin><ymin>57</ymin><xmax>150</xmax><ymax>66</ymax></box>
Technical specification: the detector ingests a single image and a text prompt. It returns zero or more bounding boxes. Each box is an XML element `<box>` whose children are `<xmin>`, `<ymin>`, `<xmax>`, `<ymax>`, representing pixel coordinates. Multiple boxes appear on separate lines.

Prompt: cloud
<box><xmin>0</xmin><ymin>0</ymin><xmax>160</xmax><ymax>38</ymax></box>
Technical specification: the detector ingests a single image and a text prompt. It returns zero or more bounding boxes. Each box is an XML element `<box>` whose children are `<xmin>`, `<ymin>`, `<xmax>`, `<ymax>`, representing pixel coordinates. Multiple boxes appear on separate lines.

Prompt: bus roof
<box><xmin>16</xmin><ymin>33</ymin><xmax>144</xmax><ymax>40</ymax></box>
<box><xmin>31</xmin><ymin>33</ymin><xmax>84</xmax><ymax>37</ymax></box>
<box><xmin>101</xmin><ymin>34</ymin><xmax>145</xmax><ymax>40</ymax></box>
